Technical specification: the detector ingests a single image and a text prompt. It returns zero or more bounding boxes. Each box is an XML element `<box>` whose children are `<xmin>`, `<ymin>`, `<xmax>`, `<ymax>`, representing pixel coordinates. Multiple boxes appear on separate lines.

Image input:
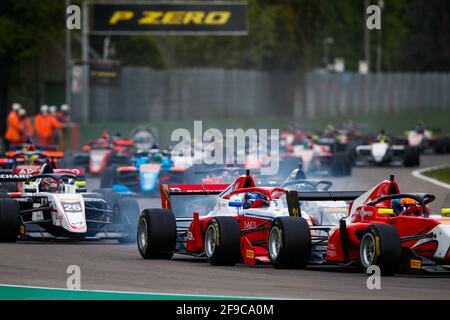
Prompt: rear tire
<box><xmin>360</xmin><ymin>224</ymin><xmax>401</xmax><ymax>276</ymax></box>
<box><xmin>268</xmin><ymin>216</ymin><xmax>311</xmax><ymax>269</ymax></box>
<box><xmin>403</xmin><ymin>147</ymin><xmax>420</xmax><ymax>167</ymax></box>
<box><xmin>332</xmin><ymin>152</ymin><xmax>352</xmax><ymax>176</ymax></box>
<box><xmin>204</xmin><ymin>217</ymin><xmax>241</xmax><ymax>266</ymax></box>
<box><xmin>137</xmin><ymin>209</ymin><xmax>176</xmax><ymax>259</ymax></box>
<box><xmin>434</xmin><ymin>138</ymin><xmax>447</xmax><ymax>154</ymax></box>
<box><xmin>0</xmin><ymin>199</ymin><xmax>20</xmax><ymax>242</ymax></box>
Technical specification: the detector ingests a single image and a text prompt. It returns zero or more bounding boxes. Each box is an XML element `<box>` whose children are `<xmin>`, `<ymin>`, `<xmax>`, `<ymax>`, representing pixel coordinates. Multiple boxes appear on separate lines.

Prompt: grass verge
<box><xmin>423</xmin><ymin>166</ymin><xmax>450</xmax><ymax>184</ymax></box>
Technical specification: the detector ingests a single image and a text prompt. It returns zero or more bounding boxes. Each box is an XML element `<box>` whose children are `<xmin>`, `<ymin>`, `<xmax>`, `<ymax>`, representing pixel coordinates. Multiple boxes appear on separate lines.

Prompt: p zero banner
<box><xmin>91</xmin><ymin>2</ymin><xmax>248</xmax><ymax>35</ymax></box>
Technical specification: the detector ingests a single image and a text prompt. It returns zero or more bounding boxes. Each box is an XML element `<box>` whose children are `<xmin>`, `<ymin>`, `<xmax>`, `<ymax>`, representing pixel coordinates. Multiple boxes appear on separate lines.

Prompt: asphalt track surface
<box><xmin>1</xmin><ymin>155</ymin><xmax>450</xmax><ymax>299</ymax></box>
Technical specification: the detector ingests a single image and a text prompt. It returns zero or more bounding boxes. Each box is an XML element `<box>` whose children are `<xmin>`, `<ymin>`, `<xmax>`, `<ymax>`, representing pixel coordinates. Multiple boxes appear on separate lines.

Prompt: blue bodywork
<box><xmin>112</xmin><ymin>152</ymin><xmax>173</xmax><ymax>195</ymax></box>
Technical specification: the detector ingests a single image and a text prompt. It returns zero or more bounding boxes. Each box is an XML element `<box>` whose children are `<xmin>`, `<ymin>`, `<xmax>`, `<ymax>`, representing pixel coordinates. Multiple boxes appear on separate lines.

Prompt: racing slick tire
<box><xmin>403</xmin><ymin>147</ymin><xmax>420</xmax><ymax>167</ymax></box>
<box><xmin>434</xmin><ymin>138</ymin><xmax>447</xmax><ymax>154</ymax></box>
<box><xmin>204</xmin><ymin>217</ymin><xmax>241</xmax><ymax>266</ymax></box>
<box><xmin>446</xmin><ymin>138</ymin><xmax>450</xmax><ymax>154</ymax></box>
<box><xmin>268</xmin><ymin>216</ymin><xmax>311</xmax><ymax>269</ymax></box>
<box><xmin>0</xmin><ymin>199</ymin><xmax>20</xmax><ymax>242</ymax></box>
<box><xmin>0</xmin><ymin>191</ymin><xmax>9</xmax><ymax>198</ymax></box>
<box><xmin>116</xmin><ymin>197</ymin><xmax>140</xmax><ymax>244</ymax></box>
<box><xmin>331</xmin><ymin>152</ymin><xmax>352</xmax><ymax>176</ymax></box>
<box><xmin>360</xmin><ymin>224</ymin><xmax>402</xmax><ymax>276</ymax></box>
<box><xmin>137</xmin><ymin>209</ymin><xmax>176</xmax><ymax>259</ymax></box>
<box><xmin>100</xmin><ymin>165</ymin><xmax>119</xmax><ymax>189</ymax></box>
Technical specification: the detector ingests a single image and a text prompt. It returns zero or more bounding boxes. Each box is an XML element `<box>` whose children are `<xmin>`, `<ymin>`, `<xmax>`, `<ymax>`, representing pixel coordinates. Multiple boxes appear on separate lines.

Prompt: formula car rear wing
<box><xmin>0</xmin><ymin>168</ymin><xmax>86</xmax><ymax>182</ymax></box>
<box><xmin>160</xmin><ymin>184</ymin><xmax>229</xmax><ymax>215</ymax></box>
<box><xmin>285</xmin><ymin>190</ymin><xmax>365</xmax><ymax>217</ymax></box>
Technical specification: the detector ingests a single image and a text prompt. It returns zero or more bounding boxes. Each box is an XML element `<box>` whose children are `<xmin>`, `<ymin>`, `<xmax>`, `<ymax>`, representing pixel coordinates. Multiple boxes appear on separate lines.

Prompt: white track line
<box><xmin>412</xmin><ymin>164</ymin><xmax>450</xmax><ymax>190</ymax></box>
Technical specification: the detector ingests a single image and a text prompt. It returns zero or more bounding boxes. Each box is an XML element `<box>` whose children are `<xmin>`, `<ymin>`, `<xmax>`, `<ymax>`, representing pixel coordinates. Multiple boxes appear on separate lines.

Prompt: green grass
<box><xmin>423</xmin><ymin>166</ymin><xmax>450</xmax><ymax>184</ymax></box>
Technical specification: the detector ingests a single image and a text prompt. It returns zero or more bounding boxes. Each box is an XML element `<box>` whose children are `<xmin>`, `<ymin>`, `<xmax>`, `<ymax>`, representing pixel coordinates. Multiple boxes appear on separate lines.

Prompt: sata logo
<box><xmin>243</xmin><ymin>221</ymin><xmax>257</xmax><ymax>229</ymax></box>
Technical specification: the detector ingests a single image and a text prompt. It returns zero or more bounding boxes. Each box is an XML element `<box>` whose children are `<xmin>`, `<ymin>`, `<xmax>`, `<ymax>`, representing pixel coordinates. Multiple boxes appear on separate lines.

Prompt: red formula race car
<box><xmin>136</xmin><ymin>172</ymin><xmax>361</xmax><ymax>266</ymax></box>
<box><xmin>137</xmin><ymin>173</ymin><xmax>450</xmax><ymax>275</ymax></box>
<box><xmin>267</xmin><ymin>175</ymin><xmax>450</xmax><ymax>275</ymax></box>
<box><xmin>61</xmin><ymin>132</ymin><xmax>134</xmax><ymax>175</ymax></box>
<box><xmin>0</xmin><ymin>145</ymin><xmax>65</xmax><ymax>192</ymax></box>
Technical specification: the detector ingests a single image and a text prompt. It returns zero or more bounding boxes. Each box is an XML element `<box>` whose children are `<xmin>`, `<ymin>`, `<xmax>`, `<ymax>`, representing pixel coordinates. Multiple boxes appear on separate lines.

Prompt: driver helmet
<box><xmin>40</xmin><ymin>177</ymin><xmax>58</xmax><ymax>192</ymax></box>
<box><xmin>101</xmin><ymin>131</ymin><xmax>110</xmax><ymax>141</ymax></box>
<box><xmin>392</xmin><ymin>198</ymin><xmax>417</xmax><ymax>215</ymax></box>
<box><xmin>243</xmin><ymin>192</ymin><xmax>269</xmax><ymax>209</ymax></box>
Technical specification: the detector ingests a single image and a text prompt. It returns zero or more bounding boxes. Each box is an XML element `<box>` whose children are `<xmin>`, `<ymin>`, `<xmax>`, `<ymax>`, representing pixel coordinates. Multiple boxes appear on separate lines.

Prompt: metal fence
<box><xmin>72</xmin><ymin>68</ymin><xmax>450</xmax><ymax>123</ymax></box>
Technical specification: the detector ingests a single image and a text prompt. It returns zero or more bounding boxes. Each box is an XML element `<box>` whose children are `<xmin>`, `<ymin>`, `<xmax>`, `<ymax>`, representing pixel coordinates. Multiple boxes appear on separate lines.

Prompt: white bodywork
<box><xmin>412</xmin><ymin>223</ymin><xmax>450</xmax><ymax>260</ymax></box>
<box><xmin>370</xmin><ymin>142</ymin><xmax>389</xmax><ymax>162</ymax></box>
<box><xmin>356</xmin><ymin>142</ymin><xmax>404</xmax><ymax>164</ymax></box>
<box><xmin>23</xmin><ymin>180</ymin><xmax>88</xmax><ymax>234</ymax></box>
<box><xmin>41</xmin><ymin>193</ymin><xmax>87</xmax><ymax>233</ymax></box>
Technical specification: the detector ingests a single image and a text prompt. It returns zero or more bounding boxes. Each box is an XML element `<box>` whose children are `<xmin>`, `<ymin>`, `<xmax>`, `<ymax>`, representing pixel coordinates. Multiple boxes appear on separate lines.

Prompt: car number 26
<box><xmin>63</xmin><ymin>202</ymin><xmax>82</xmax><ymax>212</ymax></box>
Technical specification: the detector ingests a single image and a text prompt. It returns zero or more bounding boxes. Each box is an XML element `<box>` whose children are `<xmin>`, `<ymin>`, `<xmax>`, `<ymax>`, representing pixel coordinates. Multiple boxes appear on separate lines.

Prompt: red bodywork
<box><xmin>159</xmin><ymin>175</ymin><xmax>450</xmax><ymax>268</ymax></box>
<box><xmin>160</xmin><ymin>175</ymin><xmax>285</xmax><ymax>264</ymax></box>
<box><xmin>325</xmin><ymin>179</ymin><xmax>449</xmax><ymax>264</ymax></box>
<box><xmin>82</xmin><ymin>132</ymin><xmax>135</xmax><ymax>174</ymax></box>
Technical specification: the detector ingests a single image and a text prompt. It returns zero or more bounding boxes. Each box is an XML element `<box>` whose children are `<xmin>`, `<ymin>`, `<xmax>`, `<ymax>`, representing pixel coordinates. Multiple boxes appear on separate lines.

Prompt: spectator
<box><xmin>19</xmin><ymin>108</ymin><xmax>34</xmax><ymax>143</ymax></box>
<box><xmin>49</xmin><ymin>105</ymin><xmax>58</xmax><ymax>116</ymax></box>
<box><xmin>4</xmin><ymin>103</ymin><xmax>23</xmax><ymax>148</ymax></box>
<box><xmin>57</xmin><ymin>104</ymin><xmax>71</xmax><ymax>124</ymax></box>
<box><xmin>34</xmin><ymin>105</ymin><xmax>62</xmax><ymax>146</ymax></box>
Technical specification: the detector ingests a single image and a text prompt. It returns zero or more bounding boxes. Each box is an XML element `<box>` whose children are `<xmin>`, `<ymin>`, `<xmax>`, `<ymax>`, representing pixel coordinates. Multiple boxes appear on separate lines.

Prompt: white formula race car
<box><xmin>0</xmin><ymin>164</ymin><xmax>139</xmax><ymax>242</ymax></box>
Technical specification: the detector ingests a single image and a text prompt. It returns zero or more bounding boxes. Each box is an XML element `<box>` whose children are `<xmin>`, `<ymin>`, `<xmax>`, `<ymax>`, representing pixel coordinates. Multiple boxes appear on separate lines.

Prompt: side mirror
<box><xmin>441</xmin><ymin>208</ymin><xmax>450</xmax><ymax>217</ymax></box>
<box><xmin>75</xmin><ymin>181</ymin><xmax>86</xmax><ymax>188</ymax></box>
<box><xmin>229</xmin><ymin>201</ymin><xmax>243</xmax><ymax>208</ymax></box>
<box><xmin>378</xmin><ymin>208</ymin><xmax>394</xmax><ymax>215</ymax></box>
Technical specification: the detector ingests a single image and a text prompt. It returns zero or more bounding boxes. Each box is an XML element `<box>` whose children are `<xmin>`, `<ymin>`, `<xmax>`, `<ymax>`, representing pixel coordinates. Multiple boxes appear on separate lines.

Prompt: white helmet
<box><xmin>18</xmin><ymin>108</ymin><xmax>26</xmax><ymax>117</ymax></box>
<box><xmin>49</xmin><ymin>105</ymin><xmax>57</xmax><ymax>114</ymax></box>
<box><xmin>60</xmin><ymin>104</ymin><xmax>70</xmax><ymax>112</ymax></box>
<box><xmin>12</xmin><ymin>103</ymin><xmax>22</xmax><ymax>111</ymax></box>
<box><xmin>40</xmin><ymin>105</ymin><xmax>49</xmax><ymax>114</ymax></box>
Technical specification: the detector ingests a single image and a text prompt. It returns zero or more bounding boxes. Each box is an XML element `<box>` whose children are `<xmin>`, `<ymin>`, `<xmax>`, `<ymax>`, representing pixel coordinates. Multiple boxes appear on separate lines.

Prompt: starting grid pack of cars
<box><xmin>0</xmin><ymin>125</ymin><xmax>450</xmax><ymax>277</ymax></box>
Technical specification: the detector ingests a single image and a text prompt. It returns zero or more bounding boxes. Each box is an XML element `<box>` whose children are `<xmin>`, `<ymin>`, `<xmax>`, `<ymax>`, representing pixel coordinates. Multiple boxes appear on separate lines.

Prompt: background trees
<box><xmin>1</xmin><ymin>0</ymin><xmax>450</xmax><ymax>132</ymax></box>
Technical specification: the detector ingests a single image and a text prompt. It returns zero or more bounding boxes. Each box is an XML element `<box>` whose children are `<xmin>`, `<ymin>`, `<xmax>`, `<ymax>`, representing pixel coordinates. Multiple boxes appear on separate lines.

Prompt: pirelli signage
<box><xmin>91</xmin><ymin>2</ymin><xmax>248</xmax><ymax>35</ymax></box>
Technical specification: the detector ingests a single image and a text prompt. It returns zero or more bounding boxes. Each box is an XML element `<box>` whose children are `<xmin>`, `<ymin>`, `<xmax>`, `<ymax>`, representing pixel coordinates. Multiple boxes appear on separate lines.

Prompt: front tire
<box><xmin>403</xmin><ymin>147</ymin><xmax>420</xmax><ymax>167</ymax></box>
<box><xmin>360</xmin><ymin>224</ymin><xmax>401</xmax><ymax>276</ymax></box>
<box><xmin>0</xmin><ymin>199</ymin><xmax>20</xmax><ymax>242</ymax></box>
<box><xmin>268</xmin><ymin>216</ymin><xmax>311</xmax><ymax>269</ymax></box>
<box><xmin>137</xmin><ymin>209</ymin><xmax>176</xmax><ymax>259</ymax></box>
<box><xmin>204</xmin><ymin>217</ymin><xmax>241</xmax><ymax>266</ymax></box>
